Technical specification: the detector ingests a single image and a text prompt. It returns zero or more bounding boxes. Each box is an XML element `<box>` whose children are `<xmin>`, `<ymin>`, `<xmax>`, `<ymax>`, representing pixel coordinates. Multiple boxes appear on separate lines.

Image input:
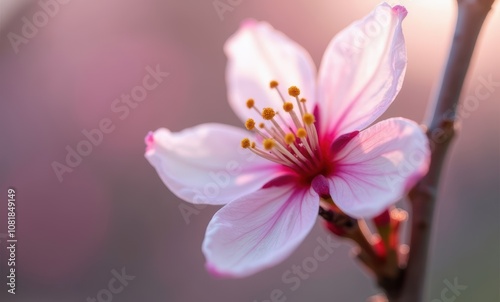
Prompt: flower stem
<box><xmin>381</xmin><ymin>0</ymin><xmax>496</xmax><ymax>301</ymax></box>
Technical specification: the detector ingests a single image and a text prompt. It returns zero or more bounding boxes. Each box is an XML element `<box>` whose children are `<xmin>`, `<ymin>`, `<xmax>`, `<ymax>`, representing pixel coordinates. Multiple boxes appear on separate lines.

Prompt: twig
<box><xmin>387</xmin><ymin>0</ymin><xmax>496</xmax><ymax>301</ymax></box>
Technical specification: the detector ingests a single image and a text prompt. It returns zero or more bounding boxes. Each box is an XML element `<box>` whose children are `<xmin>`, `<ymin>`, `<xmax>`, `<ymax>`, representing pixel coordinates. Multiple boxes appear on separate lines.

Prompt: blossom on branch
<box><xmin>145</xmin><ymin>3</ymin><xmax>429</xmax><ymax>278</ymax></box>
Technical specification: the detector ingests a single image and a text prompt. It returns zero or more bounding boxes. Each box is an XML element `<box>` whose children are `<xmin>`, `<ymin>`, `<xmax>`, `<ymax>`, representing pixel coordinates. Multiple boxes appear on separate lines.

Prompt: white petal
<box><xmin>145</xmin><ymin>123</ymin><xmax>286</xmax><ymax>205</ymax></box>
<box><xmin>203</xmin><ymin>184</ymin><xmax>319</xmax><ymax>277</ymax></box>
<box><xmin>317</xmin><ymin>4</ymin><xmax>408</xmax><ymax>136</ymax></box>
<box><xmin>225</xmin><ymin>20</ymin><xmax>316</xmax><ymax>123</ymax></box>
<box><xmin>329</xmin><ymin>118</ymin><xmax>430</xmax><ymax>218</ymax></box>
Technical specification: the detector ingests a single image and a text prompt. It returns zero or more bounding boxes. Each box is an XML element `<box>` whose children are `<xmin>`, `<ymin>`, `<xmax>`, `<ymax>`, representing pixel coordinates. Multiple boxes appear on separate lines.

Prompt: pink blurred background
<box><xmin>0</xmin><ymin>0</ymin><xmax>498</xmax><ymax>301</ymax></box>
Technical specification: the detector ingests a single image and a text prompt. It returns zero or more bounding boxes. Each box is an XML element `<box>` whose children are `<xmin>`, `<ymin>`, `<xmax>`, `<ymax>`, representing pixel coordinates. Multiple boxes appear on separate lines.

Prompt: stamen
<box><xmin>291</xmin><ymin>93</ymin><xmax>304</xmax><ymax>116</ymax></box>
<box><xmin>283</xmin><ymin>102</ymin><xmax>294</xmax><ymax>112</ymax></box>
<box><xmin>288</xmin><ymin>141</ymin><xmax>311</xmax><ymax>165</ymax></box>
<box><xmin>270</xmin><ymin>81</ymin><xmax>287</xmax><ymax>103</ymax></box>
<box><xmin>288</xmin><ymin>86</ymin><xmax>300</xmax><ymax>97</ymax></box>
<box><xmin>268</xmin><ymin>126</ymin><xmax>287</xmax><ymax>146</ymax></box>
<box><xmin>296</xmin><ymin>127</ymin><xmax>315</xmax><ymax>158</ymax></box>
<box><xmin>273</xmin><ymin>142</ymin><xmax>307</xmax><ymax>168</ymax></box>
<box><xmin>246</xmin><ymin>99</ymin><xmax>255</xmax><ymax>109</ymax></box>
<box><xmin>262</xmin><ymin>107</ymin><xmax>287</xmax><ymax>136</ymax></box>
<box><xmin>302</xmin><ymin>113</ymin><xmax>319</xmax><ymax>151</ymax></box>
<box><xmin>271</xmin><ymin>149</ymin><xmax>298</xmax><ymax>168</ymax></box>
<box><xmin>284</xmin><ymin>105</ymin><xmax>304</xmax><ymax>130</ymax></box>
<box><xmin>241</xmin><ymin>138</ymin><xmax>251</xmax><ymax>149</ymax></box>
<box><xmin>247</xmin><ymin>118</ymin><xmax>272</xmax><ymax>140</ymax></box>
<box><xmin>259</xmin><ymin>123</ymin><xmax>273</xmax><ymax>136</ymax></box>
<box><xmin>252</xmin><ymin>123</ymin><xmax>272</xmax><ymax>140</ymax></box>
<box><xmin>310</xmin><ymin>126</ymin><xmax>319</xmax><ymax>150</ymax></box>
<box><xmin>246</xmin><ymin>98</ymin><xmax>262</xmax><ymax>116</ymax></box>
<box><xmin>297</xmin><ymin>128</ymin><xmax>307</xmax><ymax>138</ymax></box>
<box><xmin>245</xmin><ymin>119</ymin><xmax>256</xmax><ymax>130</ymax></box>
<box><xmin>241</xmin><ymin>81</ymin><xmax>323</xmax><ymax>176</ymax></box>
<box><xmin>262</xmin><ymin>108</ymin><xmax>276</xmax><ymax>120</ymax></box>
<box><xmin>249</xmin><ymin>145</ymin><xmax>290</xmax><ymax>166</ymax></box>
<box><xmin>263</xmin><ymin>138</ymin><xmax>276</xmax><ymax>150</ymax></box>
<box><xmin>299</xmin><ymin>98</ymin><xmax>307</xmax><ymax>113</ymax></box>
<box><xmin>303</xmin><ymin>113</ymin><xmax>315</xmax><ymax>125</ymax></box>
<box><xmin>248</xmin><ymin>129</ymin><xmax>294</xmax><ymax>167</ymax></box>
<box><xmin>284</xmin><ymin>133</ymin><xmax>295</xmax><ymax>145</ymax></box>
<box><xmin>282</xmin><ymin>133</ymin><xmax>314</xmax><ymax>165</ymax></box>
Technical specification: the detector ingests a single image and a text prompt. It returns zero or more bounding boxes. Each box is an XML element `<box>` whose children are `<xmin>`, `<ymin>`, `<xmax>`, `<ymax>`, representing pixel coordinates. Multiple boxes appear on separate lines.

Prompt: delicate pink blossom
<box><xmin>145</xmin><ymin>3</ymin><xmax>429</xmax><ymax>277</ymax></box>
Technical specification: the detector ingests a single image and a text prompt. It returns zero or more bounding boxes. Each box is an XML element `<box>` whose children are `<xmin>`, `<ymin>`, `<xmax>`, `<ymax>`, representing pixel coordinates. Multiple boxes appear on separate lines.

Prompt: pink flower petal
<box><xmin>329</xmin><ymin>118</ymin><xmax>430</xmax><ymax>218</ymax></box>
<box><xmin>317</xmin><ymin>3</ymin><xmax>408</xmax><ymax>137</ymax></box>
<box><xmin>145</xmin><ymin>123</ymin><xmax>286</xmax><ymax>205</ymax></box>
<box><xmin>225</xmin><ymin>20</ymin><xmax>316</xmax><ymax>123</ymax></box>
<box><xmin>202</xmin><ymin>184</ymin><xmax>319</xmax><ymax>277</ymax></box>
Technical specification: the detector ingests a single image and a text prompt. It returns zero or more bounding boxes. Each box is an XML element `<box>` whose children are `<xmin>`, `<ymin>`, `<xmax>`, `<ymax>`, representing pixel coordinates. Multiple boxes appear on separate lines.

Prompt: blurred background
<box><xmin>0</xmin><ymin>0</ymin><xmax>498</xmax><ymax>301</ymax></box>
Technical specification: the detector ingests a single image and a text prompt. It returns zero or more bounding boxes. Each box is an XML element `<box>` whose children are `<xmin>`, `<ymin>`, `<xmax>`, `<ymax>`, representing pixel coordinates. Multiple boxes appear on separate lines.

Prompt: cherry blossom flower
<box><xmin>145</xmin><ymin>3</ymin><xmax>430</xmax><ymax>277</ymax></box>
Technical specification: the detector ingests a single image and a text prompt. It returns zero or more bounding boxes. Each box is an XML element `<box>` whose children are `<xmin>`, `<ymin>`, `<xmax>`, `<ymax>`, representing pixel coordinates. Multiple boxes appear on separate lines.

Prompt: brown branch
<box><xmin>383</xmin><ymin>0</ymin><xmax>496</xmax><ymax>301</ymax></box>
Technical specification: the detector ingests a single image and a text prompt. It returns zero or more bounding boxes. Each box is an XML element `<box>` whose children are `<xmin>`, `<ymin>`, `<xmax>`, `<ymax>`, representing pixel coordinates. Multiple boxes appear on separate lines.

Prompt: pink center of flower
<box><xmin>241</xmin><ymin>81</ymin><xmax>331</xmax><ymax>185</ymax></box>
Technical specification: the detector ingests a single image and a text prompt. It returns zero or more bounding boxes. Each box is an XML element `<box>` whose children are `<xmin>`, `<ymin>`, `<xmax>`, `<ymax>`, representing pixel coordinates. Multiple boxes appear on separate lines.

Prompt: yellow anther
<box><xmin>303</xmin><ymin>113</ymin><xmax>315</xmax><ymax>125</ymax></box>
<box><xmin>283</xmin><ymin>102</ymin><xmax>294</xmax><ymax>112</ymax></box>
<box><xmin>297</xmin><ymin>128</ymin><xmax>307</xmax><ymax>138</ymax></box>
<box><xmin>258</xmin><ymin>122</ymin><xmax>265</xmax><ymax>129</ymax></box>
<box><xmin>262</xmin><ymin>108</ymin><xmax>276</xmax><ymax>120</ymax></box>
<box><xmin>263</xmin><ymin>138</ymin><xmax>276</xmax><ymax>150</ymax></box>
<box><xmin>241</xmin><ymin>138</ymin><xmax>251</xmax><ymax>149</ymax></box>
<box><xmin>245</xmin><ymin>118</ymin><xmax>256</xmax><ymax>130</ymax></box>
<box><xmin>284</xmin><ymin>133</ymin><xmax>295</xmax><ymax>145</ymax></box>
<box><xmin>246</xmin><ymin>99</ymin><xmax>255</xmax><ymax>109</ymax></box>
<box><xmin>251</xmin><ymin>142</ymin><xmax>256</xmax><ymax>148</ymax></box>
<box><xmin>270</xmin><ymin>80</ymin><xmax>279</xmax><ymax>88</ymax></box>
<box><xmin>288</xmin><ymin>86</ymin><xmax>300</xmax><ymax>97</ymax></box>
<box><xmin>300</xmin><ymin>98</ymin><xmax>307</xmax><ymax>103</ymax></box>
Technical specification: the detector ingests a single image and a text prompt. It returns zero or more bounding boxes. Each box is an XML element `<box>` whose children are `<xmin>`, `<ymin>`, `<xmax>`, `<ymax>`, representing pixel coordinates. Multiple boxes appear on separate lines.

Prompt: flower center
<box><xmin>241</xmin><ymin>81</ymin><xmax>329</xmax><ymax>184</ymax></box>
